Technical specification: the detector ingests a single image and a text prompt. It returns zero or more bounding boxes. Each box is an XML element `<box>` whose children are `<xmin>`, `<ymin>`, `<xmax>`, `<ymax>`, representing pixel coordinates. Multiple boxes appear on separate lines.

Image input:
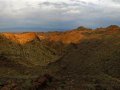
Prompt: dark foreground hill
<box><xmin>0</xmin><ymin>25</ymin><xmax>120</xmax><ymax>90</ymax></box>
<box><xmin>47</xmin><ymin>27</ymin><xmax>120</xmax><ymax>90</ymax></box>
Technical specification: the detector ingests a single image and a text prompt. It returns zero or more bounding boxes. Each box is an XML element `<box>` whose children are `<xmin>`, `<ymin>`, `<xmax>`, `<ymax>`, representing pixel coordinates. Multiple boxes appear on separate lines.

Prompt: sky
<box><xmin>0</xmin><ymin>0</ymin><xmax>120</xmax><ymax>32</ymax></box>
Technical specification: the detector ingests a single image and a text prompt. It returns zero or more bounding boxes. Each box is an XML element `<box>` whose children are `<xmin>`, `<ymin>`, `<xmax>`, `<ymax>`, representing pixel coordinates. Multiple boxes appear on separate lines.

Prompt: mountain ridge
<box><xmin>1</xmin><ymin>25</ymin><xmax>119</xmax><ymax>45</ymax></box>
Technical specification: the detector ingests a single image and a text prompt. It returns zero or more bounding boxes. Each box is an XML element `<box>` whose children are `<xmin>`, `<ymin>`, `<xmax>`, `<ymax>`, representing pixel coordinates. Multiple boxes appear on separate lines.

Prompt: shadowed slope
<box><xmin>47</xmin><ymin>28</ymin><xmax>120</xmax><ymax>90</ymax></box>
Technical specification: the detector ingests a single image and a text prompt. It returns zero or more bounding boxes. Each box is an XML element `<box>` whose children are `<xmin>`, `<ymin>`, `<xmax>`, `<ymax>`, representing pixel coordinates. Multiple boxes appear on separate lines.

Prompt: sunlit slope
<box><xmin>38</xmin><ymin>28</ymin><xmax>91</xmax><ymax>44</ymax></box>
<box><xmin>2</xmin><ymin>32</ymin><xmax>39</xmax><ymax>44</ymax></box>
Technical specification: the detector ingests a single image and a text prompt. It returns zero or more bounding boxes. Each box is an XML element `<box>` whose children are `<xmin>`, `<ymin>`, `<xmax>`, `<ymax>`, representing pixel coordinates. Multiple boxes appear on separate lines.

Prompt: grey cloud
<box><xmin>39</xmin><ymin>2</ymin><xmax>68</xmax><ymax>8</ymax></box>
<box><xmin>38</xmin><ymin>1</ymin><xmax>86</xmax><ymax>9</ymax></box>
<box><xmin>112</xmin><ymin>0</ymin><xmax>120</xmax><ymax>3</ymax></box>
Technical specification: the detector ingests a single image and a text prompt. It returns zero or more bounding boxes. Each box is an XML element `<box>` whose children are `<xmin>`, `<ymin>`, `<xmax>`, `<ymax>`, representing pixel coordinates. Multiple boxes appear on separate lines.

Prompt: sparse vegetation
<box><xmin>0</xmin><ymin>25</ymin><xmax>120</xmax><ymax>90</ymax></box>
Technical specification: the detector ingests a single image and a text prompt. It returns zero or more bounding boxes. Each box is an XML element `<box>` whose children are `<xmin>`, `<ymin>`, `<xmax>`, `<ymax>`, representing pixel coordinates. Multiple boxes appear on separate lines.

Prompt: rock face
<box><xmin>2</xmin><ymin>32</ymin><xmax>39</xmax><ymax>44</ymax></box>
<box><xmin>1</xmin><ymin>33</ymin><xmax>16</xmax><ymax>41</ymax></box>
<box><xmin>15</xmin><ymin>32</ymin><xmax>39</xmax><ymax>44</ymax></box>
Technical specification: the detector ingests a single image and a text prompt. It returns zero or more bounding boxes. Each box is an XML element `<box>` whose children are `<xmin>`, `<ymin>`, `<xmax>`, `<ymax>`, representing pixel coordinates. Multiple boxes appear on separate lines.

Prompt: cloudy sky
<box><xmin>0</xmin><ymin>0</ymin><xmax>120</xmax><ymax>31</ymax></box>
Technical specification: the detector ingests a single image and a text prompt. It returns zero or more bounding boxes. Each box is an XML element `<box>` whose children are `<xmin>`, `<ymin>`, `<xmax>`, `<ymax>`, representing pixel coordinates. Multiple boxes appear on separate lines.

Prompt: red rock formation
<box><xmin>2</xmin><ymin>32</ymin><xmax>39</xmax><ymax>44</ymax></box>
